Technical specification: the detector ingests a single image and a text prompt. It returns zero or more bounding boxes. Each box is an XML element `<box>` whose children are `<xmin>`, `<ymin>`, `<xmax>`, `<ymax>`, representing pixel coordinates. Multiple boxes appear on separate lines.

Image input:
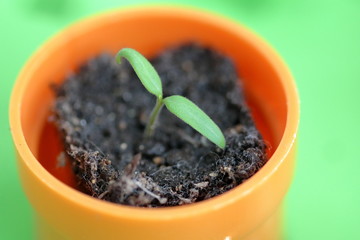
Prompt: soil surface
<box><xmin>53</xmin><ymin>44</ymin><xmax>267</xmax><ymax>207</ymax></box>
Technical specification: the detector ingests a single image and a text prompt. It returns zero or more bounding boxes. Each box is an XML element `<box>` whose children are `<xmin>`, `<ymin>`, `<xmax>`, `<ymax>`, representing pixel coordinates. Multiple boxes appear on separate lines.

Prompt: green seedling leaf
<box><xmin>116</xmin><ymin>48</ymin><xmax>226</xmax><ymax>149</ymax></box>
<box><xmin>164</xmin><ymin>95</ymin><xmax>226</xmax><ymax>149</ymax></box>
<box><xmin>116</xmin><ymin>48</ymin><xmax>162</xmax><ymax>99</ymax></box>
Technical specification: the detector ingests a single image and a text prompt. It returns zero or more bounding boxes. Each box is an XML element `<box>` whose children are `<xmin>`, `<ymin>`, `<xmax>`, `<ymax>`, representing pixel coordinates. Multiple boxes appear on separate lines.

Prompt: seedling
<box><xmin>116</xmin><ymin>48</ymin><xmax>226</xmax><ymax>149</ymax></box>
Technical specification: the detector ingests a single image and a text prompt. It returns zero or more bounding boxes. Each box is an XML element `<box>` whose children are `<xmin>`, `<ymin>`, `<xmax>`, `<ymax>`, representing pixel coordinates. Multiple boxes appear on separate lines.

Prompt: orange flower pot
<box><xmin>10</xmin><ymin>6</ymin><xmax>299</xmax><ymax>240</ymax></box>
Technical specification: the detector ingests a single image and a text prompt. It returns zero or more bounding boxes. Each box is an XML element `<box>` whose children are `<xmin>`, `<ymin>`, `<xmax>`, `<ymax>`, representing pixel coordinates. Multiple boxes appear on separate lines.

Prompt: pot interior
<box><xmin>19</xmin><ymin>9</ymin><xmax>287</xmax><ymax>188</ymax></box>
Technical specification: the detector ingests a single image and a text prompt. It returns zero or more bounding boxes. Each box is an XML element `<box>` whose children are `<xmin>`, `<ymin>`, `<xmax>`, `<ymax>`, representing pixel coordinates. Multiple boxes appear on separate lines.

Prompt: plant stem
<box><xmin>144</xmin><ymin>97</ymin><xmax>164</xmax><ymax>139</ymax></box>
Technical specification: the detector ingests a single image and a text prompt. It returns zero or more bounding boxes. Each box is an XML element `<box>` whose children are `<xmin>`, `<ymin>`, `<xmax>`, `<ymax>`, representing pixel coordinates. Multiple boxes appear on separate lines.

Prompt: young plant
<box><xmin>116</xmin><ymin>48</ymin><xmax>226</xmax><ymax>149</ymax></box>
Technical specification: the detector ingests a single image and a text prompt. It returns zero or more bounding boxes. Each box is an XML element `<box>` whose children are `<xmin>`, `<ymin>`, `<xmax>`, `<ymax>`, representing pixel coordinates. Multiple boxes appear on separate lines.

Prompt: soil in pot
<box><xmin>53</xmin><ymin>43</ymin><xmax>267</xmax><ymax>207</ymax></box>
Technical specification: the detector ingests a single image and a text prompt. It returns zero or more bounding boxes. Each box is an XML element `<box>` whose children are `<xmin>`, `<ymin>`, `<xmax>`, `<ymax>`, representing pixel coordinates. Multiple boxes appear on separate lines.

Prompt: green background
<box><xmin>1</xmin><ymin>0</ymin><xmax>359</xmax><ymax>239</ymax></box>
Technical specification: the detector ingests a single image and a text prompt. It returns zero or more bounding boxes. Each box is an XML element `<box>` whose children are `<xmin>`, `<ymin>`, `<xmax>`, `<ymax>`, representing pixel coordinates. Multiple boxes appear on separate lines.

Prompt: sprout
<box><xmin>116</xmin><ymin>48</ymin><xmax>226</xmax><ymax>149</ymax></box>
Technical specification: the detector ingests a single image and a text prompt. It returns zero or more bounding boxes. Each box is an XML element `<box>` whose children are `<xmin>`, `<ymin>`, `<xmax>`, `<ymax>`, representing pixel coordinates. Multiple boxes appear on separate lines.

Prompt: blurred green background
<box><xmin>1</xmin><ymin>0</ymin><xmax>359</xmax><ymax>239</ymax></box>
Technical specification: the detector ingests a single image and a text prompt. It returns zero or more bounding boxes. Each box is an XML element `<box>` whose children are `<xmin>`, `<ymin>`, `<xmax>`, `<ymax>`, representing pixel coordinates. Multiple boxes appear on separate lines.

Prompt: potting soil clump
<box><xmin>54</xmin><ymin>44</ymin><xmax>267</xmax><ymax>207</ymax></box>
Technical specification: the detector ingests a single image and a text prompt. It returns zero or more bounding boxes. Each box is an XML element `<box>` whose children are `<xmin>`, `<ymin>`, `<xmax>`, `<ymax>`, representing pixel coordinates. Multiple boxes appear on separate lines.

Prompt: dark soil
<box><xmin>53</xmin><ymin>44</ymin><xmax>267</xmax><ymax>207</ymax></box>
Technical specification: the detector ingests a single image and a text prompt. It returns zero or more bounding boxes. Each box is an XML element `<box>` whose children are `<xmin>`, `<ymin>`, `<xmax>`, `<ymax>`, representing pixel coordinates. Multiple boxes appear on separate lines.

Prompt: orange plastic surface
<box><xmin>10</xmin><ymin>6</ymin><xmax>299</xmax><ymax>240</ymax></box>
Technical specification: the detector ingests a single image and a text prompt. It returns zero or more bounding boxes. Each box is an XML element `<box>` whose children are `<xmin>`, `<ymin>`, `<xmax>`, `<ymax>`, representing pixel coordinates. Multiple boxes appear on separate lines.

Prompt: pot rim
<box><xmin>9</xmin><ymin>5</ymin><xmax>299</xmax><ymax>221</ymax></box>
